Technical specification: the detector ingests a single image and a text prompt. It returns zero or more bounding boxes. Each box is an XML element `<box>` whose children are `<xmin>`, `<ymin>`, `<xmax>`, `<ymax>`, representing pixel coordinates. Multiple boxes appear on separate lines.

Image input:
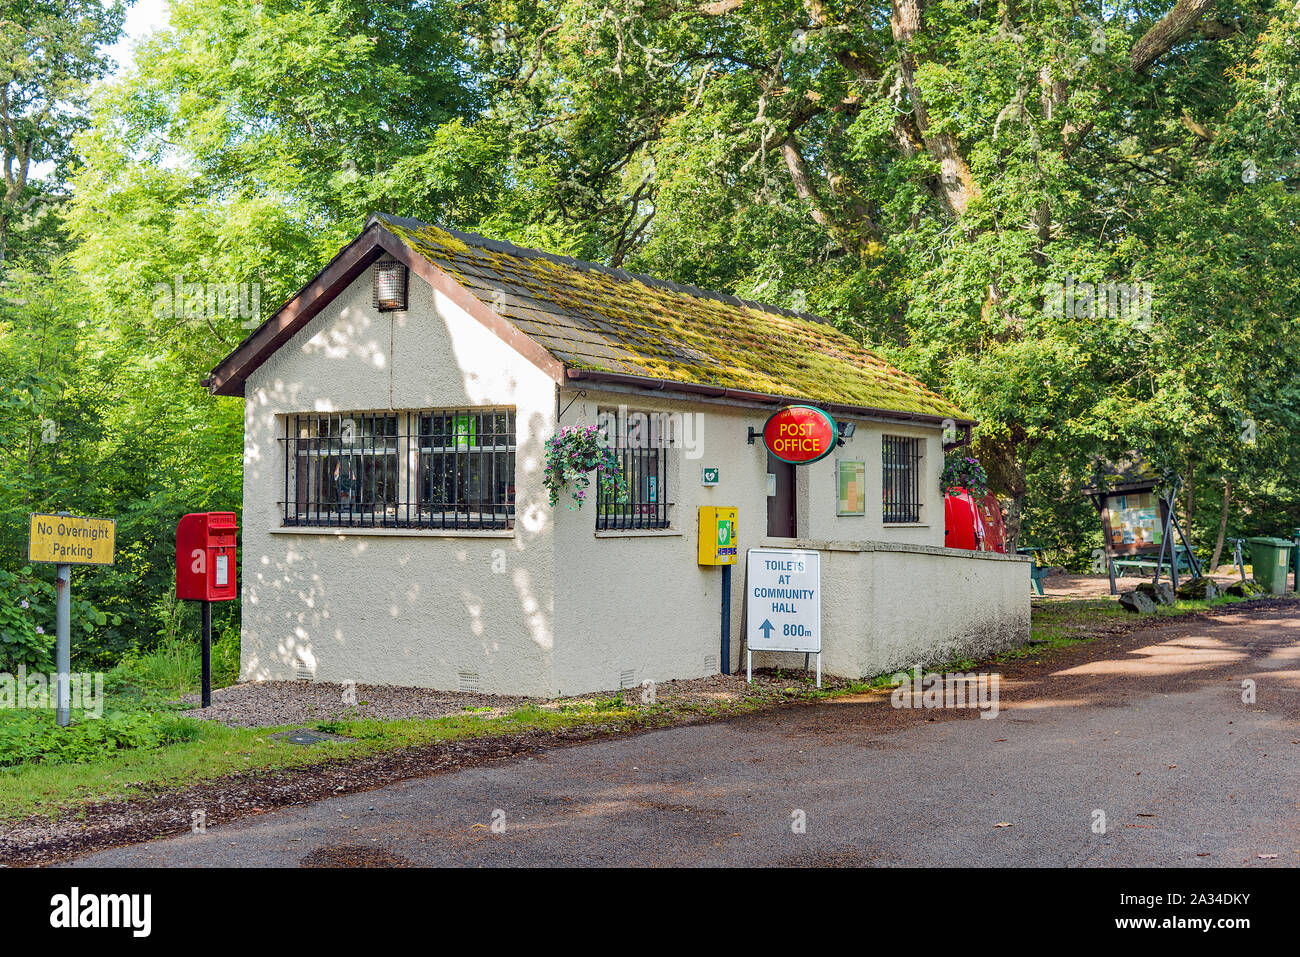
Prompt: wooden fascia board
<box><xmin>206</xmin><ymin>223</ymin><xmax>565</xmax><ymax>397</ymax></box>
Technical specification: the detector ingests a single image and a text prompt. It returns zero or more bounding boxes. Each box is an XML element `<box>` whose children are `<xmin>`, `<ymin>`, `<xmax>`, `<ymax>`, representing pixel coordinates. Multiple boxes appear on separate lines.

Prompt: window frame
<box><xmin>281</xmin><ymin>408</ymin><xmax>517</xmax><ymax>531</ymax></box>
<box><xmin>595</xmin><ymin>408</ymin><xmax>674</xmax><ymax>532</ymax></box>
<box><xmin>882</xmin><ymin>434</ymin><xmax>924</xmax><ymax>524</ymax></box>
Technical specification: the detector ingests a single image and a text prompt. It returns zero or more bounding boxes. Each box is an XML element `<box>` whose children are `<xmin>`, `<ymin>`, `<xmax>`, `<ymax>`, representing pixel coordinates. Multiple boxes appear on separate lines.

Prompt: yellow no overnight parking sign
<box><xmin>28</xmin><ymin>513</ymin><xmax>116</xmax><ymax>566</ymax></box>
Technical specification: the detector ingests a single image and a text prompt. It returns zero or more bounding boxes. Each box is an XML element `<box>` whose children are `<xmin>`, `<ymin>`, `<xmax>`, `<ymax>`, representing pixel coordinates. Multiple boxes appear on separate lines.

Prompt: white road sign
<box><xmin>746</xmin><ymin>547</ymin><xmax>821</xmax><ymax>653</ymax></box>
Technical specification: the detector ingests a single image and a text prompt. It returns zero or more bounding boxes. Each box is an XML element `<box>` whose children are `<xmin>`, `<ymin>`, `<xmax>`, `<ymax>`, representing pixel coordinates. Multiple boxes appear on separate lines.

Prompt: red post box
<box><xmin>176</xmin><ymin>512</ymin><xmax>238</xmax><ymax>602</ymax></box>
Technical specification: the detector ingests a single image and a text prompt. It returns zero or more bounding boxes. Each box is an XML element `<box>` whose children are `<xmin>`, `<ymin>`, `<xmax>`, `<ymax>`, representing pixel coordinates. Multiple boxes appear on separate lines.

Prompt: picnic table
<box><xmin>1111</xmin><ymin>544</ymin><xmax>1198</xmax><ymax>578</ymax></box>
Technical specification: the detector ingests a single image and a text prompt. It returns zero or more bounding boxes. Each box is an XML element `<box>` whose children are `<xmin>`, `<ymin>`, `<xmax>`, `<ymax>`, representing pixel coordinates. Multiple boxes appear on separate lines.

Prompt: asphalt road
<box><xmin>68</xmin><ymin>603</ymin><xmax>1300</xmax><ymax>867</ymax></box>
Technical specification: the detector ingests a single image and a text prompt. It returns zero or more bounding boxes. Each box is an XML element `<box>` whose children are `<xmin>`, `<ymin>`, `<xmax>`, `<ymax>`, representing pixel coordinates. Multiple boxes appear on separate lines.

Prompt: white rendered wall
<box><xmin>239</xmin><ymin>263</ymin><xmax>559</xmax><ymax>696</ymax></box>
<box><xmin>237</xmin><ymin>266</ymin><xmax>1022</xmax><ymax>697</ymax></box>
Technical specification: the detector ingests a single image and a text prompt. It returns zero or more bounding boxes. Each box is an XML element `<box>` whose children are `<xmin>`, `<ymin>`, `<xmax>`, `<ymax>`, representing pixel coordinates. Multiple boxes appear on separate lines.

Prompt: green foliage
<box><xmin>940</xmin><ymin>454</ymin><xmax>988</xmax><ymax>500</ymax></box>
<box><xmin>543</xmin><ymin>425</ymin><xmax>629</xmax><ymax>509</ymax></box>
<box><xmin>106</xmin><ymin>637</ymin><xmax>201</xmax><ymax>700</ymax></box>
<box><xmin>0</xmin><ymin>566</ymin><xmax>114</xmax><ymax>671</ymax></box>
<box><xmin>0</xmin><ymin>0</ymin><xmax>125</xmax><ymax>266</ymax></box>
<box><xmin>105</xmin><ymin>629</ymin><xmax>241</xmax><ymax>701</ymax></box>
<box><xmin>213</xmin><ymin>630</ymin><xmax>241</xmax><ymax>688</ymax></box>
<box><xmin>0</xmin><ymin>707</ymin><xmax>203</xmax><ymax>768</ymax></box>
<box><xmin>0</xmin><ymin>568</ymin><xmax>54</xmax><ymax>670</ymax></box>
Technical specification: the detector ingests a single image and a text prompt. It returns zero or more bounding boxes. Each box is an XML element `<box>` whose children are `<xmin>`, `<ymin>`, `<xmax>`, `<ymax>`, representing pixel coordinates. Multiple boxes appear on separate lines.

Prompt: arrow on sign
<box><xmin>758</xmin><ymin>619</ymin><xmax>775</xmax><ymax>640</ymax></box>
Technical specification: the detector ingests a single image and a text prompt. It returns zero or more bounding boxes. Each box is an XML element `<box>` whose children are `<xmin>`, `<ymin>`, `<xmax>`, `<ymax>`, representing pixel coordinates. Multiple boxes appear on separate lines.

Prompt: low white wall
<box><xmin>751</xmin><ymin>540</ymin><xmax>1031</xmax><ymax>679</ymax></box>
<box><xmin>550</xmin><ymin>390</ymin><xmax>951</xmax><ymax>692</ymax></box>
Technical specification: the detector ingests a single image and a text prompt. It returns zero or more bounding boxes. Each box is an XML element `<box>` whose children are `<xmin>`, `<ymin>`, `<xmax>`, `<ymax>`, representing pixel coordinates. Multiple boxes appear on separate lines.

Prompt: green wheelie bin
<box><xmin>1247</xmin><ymin>537</ymin><xmax>1294</xmax><ymax>595</ymax></box>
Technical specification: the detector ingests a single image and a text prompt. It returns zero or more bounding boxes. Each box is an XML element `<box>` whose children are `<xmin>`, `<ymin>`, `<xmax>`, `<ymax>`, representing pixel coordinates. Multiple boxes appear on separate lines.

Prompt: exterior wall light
<box><xmin>373</xmin><ymin>261</ymin><xmax>408</xmax><ymax>311</ymax></box>
<box><xmin>836</xmin><ymin>421</ymin><xmax>856</xmax><ymax>446</ymax></box>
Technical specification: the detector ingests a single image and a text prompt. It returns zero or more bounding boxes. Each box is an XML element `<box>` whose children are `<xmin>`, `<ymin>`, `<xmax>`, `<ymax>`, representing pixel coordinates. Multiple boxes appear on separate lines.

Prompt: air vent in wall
<box><xmin>294</xmin><ymin>656</ymin><xmax>313</xmax><ymax>681</ymax></box>
<box><xmin>619</xmin><ymin>669</ymin><xmax>637</xmax><ymax>690</ymax></box>
<box><xmin>458</xmin><ymin>672</ymin><xmax>481</xmax><ymax>693</ymax></box>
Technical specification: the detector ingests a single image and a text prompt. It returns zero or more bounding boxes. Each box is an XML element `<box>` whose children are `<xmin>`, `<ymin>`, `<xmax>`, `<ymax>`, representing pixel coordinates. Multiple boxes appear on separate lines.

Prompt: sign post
<box><xmin>27</xmin><ymin>512</ymin><xmax>117</xmax><ymax>727</ymax></box>
<box><xmin>55</xmin><ymin>563</ymin><xmax>70</xmax><ymax>726</ymax></box>
<box><xmin>201</xmin><ymin>600</ymin><xmax>213</xmax><ymax>708</ymax></box>
<box><xmin>745</xmin><ymin>547</ymin><xmax>822</xmax><ymax>687</ymax></box>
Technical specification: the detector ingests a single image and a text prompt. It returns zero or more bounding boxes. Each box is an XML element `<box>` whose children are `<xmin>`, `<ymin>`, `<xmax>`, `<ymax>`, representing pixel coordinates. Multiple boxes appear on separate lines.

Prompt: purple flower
<box><xmin>19</xmin><ymin>599</ymin><xmax>28</xmax><ymax>609</ymax></box>
<box><xmin>35</xmin><ymin>626</ymin><xmax>44</xmax><ymax>634</ymax></box>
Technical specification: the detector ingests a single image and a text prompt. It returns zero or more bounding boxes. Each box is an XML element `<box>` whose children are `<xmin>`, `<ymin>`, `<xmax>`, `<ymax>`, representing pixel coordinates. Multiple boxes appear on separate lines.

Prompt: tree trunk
<box><xmin>1130</xmin><ymin>0</ymin><xmax>1216</xmax><ymax>74</ymax></box>
<box><xmin>1209</xmin><ymin>480</ymin><xmax>1232</xmax><ymax>573</ymax></box>
<box><xmin>1002</xmin><ymin>459</ymin><xmax>1028</xmax><ymax>553</ymax></box>
<box><xmin>1002</xmin><ymin>493</ymin><xmax>1022</xmax><ymax>554</ymax></box>
<box><xmin>889</xmin><ymin>0</ymin><xmax>980</xmax><ymax>217</ymax></box>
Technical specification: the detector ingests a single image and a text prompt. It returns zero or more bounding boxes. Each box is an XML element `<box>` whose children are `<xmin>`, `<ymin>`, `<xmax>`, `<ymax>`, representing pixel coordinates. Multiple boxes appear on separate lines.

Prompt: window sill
<box><xmin>271</xmin><ymin>526</ymin><xmax>515</xmax><ymax>539</ymax></box>
<box><xmin>882</xmin><ymin>522</ymin><xmax>929</xmax><ymax>528</ymax></box>
<box><xmin>594</xmin><ymin>529</ymin><xmax>681</xmax><ymax>538</ymax></box>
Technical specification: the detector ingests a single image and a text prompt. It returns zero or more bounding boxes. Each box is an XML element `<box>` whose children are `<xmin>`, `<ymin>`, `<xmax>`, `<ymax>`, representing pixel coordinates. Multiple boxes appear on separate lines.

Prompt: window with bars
<box><xmin>596</xmin><ymin>410</ymin><xmax>672</xmax><ymax>531</ymax></box>
<box><xmin>282</xmin><ymin>409</ymin><xmax>515</xmax><ymax>529</ymax></box>
<box><xmin>882</xmin><ymin>434</ymin><xmax>923</xmax><ymax>523</ymax></box>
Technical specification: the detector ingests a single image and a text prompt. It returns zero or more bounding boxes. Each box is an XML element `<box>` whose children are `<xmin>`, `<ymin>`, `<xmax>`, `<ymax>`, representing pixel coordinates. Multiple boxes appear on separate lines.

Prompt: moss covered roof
<box><xmin>376</xmin><ymin>214</ymin><xmax>969</xmax><ymax>421</ymax></box>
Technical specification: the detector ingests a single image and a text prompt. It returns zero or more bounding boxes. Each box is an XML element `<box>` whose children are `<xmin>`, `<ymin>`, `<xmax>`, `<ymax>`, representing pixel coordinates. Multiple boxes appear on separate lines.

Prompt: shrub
<box><xmin>0</xmin><ymin>567</ymin><xmax>119</xmax><ymax>672</ymax></box>
<box><xmin>106</xmin><ymin>635</ymin><xmax>201</xmax><ymax>699</ymax></box>
<box><xmin>213</xmin><ymin>628</ymin><xmax>241</xmax><ymax>688</ymax></box>
<box><xmin>0</xmin><ymin>707</ymin><xmax>204</xmax><ymax>768</ymax></box>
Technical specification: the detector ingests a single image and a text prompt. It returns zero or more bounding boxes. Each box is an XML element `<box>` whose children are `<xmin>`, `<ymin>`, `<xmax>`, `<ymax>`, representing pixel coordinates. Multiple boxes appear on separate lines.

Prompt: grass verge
<box><xmin>0</xmin><ymin>700</ymin><xmax>658</xmax><ymax>823</ymax></box>
<box><xmin>0</xmin><ymin>592</ymin><xmax>1270</xmax><ymax>826</ymax></box>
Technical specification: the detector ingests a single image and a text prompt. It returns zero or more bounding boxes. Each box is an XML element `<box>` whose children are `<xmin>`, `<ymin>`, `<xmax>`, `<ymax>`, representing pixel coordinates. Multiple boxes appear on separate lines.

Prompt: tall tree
<box><xmin>464</xmin><ymin>1</ymin><xmax>1300</xmax><ymax>552</ymax></box>
<box><xmin>0</xmin><ymin>0</ymin><xmax>123</xmax><ymax>268</ymax></box>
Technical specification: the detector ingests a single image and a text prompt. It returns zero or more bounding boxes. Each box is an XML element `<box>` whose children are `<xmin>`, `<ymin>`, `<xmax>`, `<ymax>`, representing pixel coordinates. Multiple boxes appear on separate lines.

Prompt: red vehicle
<box><xmin>944</xmin><ymin>488</ymin><xmax>1006</xmax><ymax>553</ymax></box>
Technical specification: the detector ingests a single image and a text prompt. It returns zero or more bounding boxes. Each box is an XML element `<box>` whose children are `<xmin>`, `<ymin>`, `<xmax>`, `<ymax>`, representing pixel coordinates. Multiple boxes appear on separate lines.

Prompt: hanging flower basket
<box><xmin>544</xmin><ymin>425</ymin><xmax>629</xmax><ymax>510</ymax></box>
<box><xmin>941</xmin><ymin>452</ymin><xmax>988</xmax><ymax>500</ymax></box>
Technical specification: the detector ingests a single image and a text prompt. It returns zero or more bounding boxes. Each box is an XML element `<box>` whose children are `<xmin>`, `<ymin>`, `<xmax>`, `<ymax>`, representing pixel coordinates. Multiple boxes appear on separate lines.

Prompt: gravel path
<box><xmin>1039</xmin><ymin>571</ymin><xmax>1243</xmax><ymax>599</ymax></box>
<box><xmin>177</xmin><ymin>681</ymin><xmax>534</xmax><ymax>727</ymax></box>
<box><xmin>179</xmin><ymin>671</ymin><xmax>853</xmax><ymax>729</ymax></box>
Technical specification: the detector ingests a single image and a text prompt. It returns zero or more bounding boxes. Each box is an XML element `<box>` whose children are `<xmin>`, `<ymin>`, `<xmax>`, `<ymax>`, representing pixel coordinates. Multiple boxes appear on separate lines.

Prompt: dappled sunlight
<box><xmin>998</xmin><ymin>696</ymin><xmax>1097</xmax><ymax>712</ymax></box>
<box><xmin>512</xmin><ymin>566</ymin><xmax>552</xmax><ymax>653</ymax></box>
<box><xmin>301</xmin><ymin>304</ymin><xmax>386</xmax><ymax>369</ymax></box>
<box><xmin>1053</xmin><ymin>635</ymin><xmax>1247</xmax><ymax>677</ymax></box>
<box><xmin>457</xmin><ymin>778</ymin><xmax>765</xmax><ymax>841</ymax></box>
<box><xmin>825</xmin><ymin>692</ymin><xmax>888</xmax><ymax>705</ymax></box>
<box><xmin>1254</xmin><ymin>645</ymin><xmax>1300</xmax><ymax>669</ymax></box>
<box><xmin>1245</xmin><ymin>668</ymin><xmax>1300</xmax><ymax>688</ymax></box>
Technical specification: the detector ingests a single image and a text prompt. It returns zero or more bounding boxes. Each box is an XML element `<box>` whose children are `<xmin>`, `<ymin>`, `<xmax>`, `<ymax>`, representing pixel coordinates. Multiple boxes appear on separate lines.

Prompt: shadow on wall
<box><xmin>241</xmin><ymin>295</ymin><xmax>558</xmax><ymax>690</ymax></box>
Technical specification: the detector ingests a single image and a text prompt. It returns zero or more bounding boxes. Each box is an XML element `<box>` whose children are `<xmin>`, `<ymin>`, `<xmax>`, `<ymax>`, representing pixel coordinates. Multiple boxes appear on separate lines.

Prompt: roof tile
<box><xmin>377</xmin><ymin>214</ymin><xmax>969</xmax><ymax>420</ymax></box>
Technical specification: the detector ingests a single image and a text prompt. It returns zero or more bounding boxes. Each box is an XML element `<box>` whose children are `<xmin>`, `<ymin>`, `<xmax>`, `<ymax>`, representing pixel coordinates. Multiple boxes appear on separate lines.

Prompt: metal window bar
<box><xmin>596</xmin><ymin>430</ymin><xmax>671</xmax><ymax>530</ymax></box>
<box><xmin>882</xmin><ymin>435</ymin><xmax>921</xmax><ymax>523</ymax></box>
<box><xmin>282</xmin><ymin>410</ymin><xmax>515</xmax><ymax>530</ymax></box>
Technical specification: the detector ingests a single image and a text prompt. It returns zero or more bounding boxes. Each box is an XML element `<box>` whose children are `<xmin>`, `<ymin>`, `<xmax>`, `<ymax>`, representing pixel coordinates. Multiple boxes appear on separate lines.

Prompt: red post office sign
<box><xmin>762</xmin><ymin>405</ymin><xmax>838</xmax><ymax>465</ymax></box>
<box><xmin>176</xmin><ymin>512</ymin><xmax>238</xmax><ymax>602</ymax></box>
